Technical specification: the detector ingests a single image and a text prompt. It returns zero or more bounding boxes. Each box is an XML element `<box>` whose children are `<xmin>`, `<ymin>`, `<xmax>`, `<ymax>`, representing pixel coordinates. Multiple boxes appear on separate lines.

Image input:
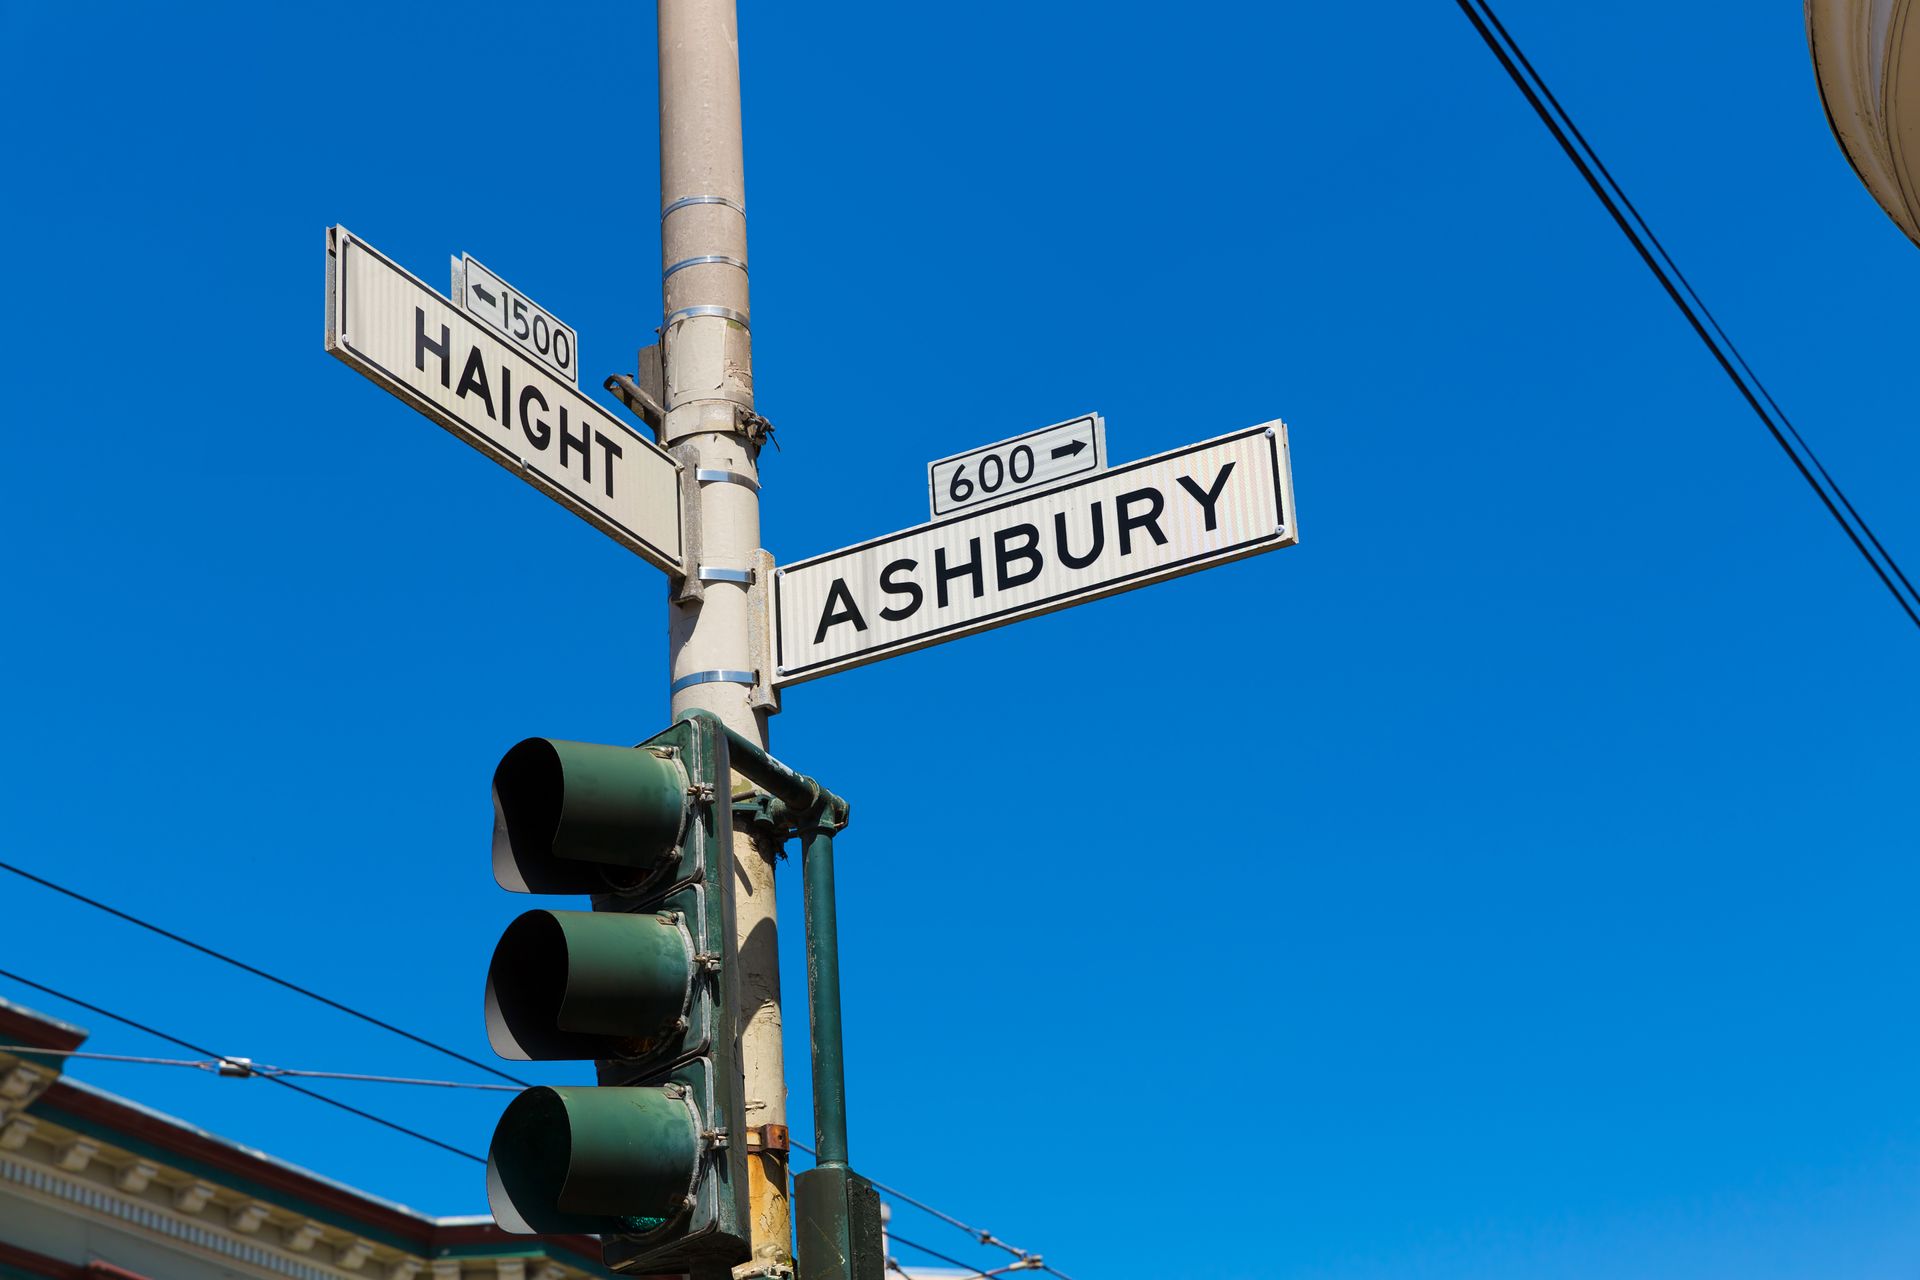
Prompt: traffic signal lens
<box><xmin>486</xmin><ymin>909</ymin><xmax>695</xmax><ymax>1061</ymax></box>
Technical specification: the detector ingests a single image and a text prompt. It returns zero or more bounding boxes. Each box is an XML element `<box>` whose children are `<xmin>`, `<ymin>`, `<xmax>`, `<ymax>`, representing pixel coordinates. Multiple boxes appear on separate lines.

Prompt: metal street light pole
<box><xmin>657</xmin><ymin>0</ymin><xmax>788</xmax><ymax>1271</ymax></box>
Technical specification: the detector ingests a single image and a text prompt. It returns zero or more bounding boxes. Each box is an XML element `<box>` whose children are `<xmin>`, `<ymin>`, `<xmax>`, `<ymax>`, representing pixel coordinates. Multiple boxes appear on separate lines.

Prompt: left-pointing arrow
<box><xmin>472</xmin><ymin>281</ymin><xmax>497</xmax><ymax>306</ymax></box>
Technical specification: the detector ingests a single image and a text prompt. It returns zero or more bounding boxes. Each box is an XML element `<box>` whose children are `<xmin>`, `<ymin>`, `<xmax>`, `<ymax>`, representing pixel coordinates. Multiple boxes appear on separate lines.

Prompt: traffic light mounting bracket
<box><xmin>687</xmin><ymin>709</ymin><xmax>848</xmax><ymax>837</ymax></box>
<box><xmin>675</xmin><ymin>712</ymin><xmax>877</xmax><ymax>1280</ymax></box>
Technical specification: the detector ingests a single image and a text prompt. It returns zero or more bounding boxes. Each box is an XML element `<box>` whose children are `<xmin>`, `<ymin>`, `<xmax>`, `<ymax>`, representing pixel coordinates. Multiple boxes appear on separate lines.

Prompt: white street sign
<box><xmin>325</xmin><ymin>227</ymin><xmax>683</xmax><ymax>575</ymax></box>
<box><xmin>773</xmin><ymin>422</ymin><xmax>1294</xmax><ymax>686</ymax></box>
<box><xmin>452</xmin><ymin>253</ymin><xmax>579</xmax><ymax>385</ymax></box>
<box><xmin>927</xmin><ymin>412</ymin><xmax>1106</xmax><ymax>518</ymax></box>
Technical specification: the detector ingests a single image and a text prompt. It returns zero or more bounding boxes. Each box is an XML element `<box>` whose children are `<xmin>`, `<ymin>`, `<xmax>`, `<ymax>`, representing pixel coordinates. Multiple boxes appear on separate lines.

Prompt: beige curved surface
<box><xmin>1809</xmin><ymin>0</ymin><xmax>1920</xmax><ymax>245</ymax></box>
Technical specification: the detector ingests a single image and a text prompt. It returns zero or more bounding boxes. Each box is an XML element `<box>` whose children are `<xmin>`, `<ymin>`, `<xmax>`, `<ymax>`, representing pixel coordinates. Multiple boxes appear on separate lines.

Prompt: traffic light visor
<box><xmin>492</xmin><ymin>738</ymin><xmax>689</xmax><ymax>893</ymax></box>
<box><xmin>488</xmin><ymin>1085</ymin><xmax>701</xmax><ymax>1236</ymax></box>
<box><xmin>485</xmin><ymin>909</ymin><xmax>695</xmax><ymax>1061</ymax></box>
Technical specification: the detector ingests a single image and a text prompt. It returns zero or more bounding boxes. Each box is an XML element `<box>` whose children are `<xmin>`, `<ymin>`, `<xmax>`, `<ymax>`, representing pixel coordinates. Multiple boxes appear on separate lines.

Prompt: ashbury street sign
<box><xmin>772</xmin><ymin>422</ymin><xmax>1295</xmax><ymax>685</ymax></box>
<box><xmin>325</xmin><ymin>227</ymin><xmax>684</xmax><ymax>575</ymax></box>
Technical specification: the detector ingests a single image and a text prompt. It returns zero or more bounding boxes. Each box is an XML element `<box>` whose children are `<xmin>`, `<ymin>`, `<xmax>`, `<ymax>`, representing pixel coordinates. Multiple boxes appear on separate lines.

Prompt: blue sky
<box><xmin>2</xmin><ymin>2</ymin><xmax>1918</xmax><ymax>1278</ymax></box>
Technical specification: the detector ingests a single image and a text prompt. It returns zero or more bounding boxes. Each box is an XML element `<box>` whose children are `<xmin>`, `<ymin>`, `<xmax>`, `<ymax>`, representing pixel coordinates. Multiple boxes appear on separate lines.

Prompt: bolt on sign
<box><xmin>324</xmin><ymin>227</ymin><xmax>684</xmax><ymax>575</ymax></box>
<box><xmin>771</xmin><ymin>422</ymin><xmax>1295</xmax><ymax>685</ymax></box>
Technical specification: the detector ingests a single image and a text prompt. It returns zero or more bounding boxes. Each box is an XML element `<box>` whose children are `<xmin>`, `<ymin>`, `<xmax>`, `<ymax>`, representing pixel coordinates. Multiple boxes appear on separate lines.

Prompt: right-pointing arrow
<box><xmin>1050</xmin><ymin>438</ymin><xmax>1088</xmax><ymax>460</ymax></box>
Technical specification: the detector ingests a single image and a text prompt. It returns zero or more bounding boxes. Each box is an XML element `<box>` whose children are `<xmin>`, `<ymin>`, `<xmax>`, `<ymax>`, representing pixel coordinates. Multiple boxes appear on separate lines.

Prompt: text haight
<box><xmin>325</xmin><ymin>228</ymin><xmax>683</xmax><ymax>574</ymax></box>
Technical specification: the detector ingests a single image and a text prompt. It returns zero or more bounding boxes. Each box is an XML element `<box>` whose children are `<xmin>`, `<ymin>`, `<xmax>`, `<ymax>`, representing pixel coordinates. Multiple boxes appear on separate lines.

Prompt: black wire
<box><xmin>793</xmin><ymin>1137</ymin><xmax>1072</xmax><ymax>1280</ymax></box>
<box><xmin>0</xmin><ymin>1045</ymin><xmax>521</xmax><ymax>1091</ymax></box>
<box><xmin>0</xmin><ymin>859</ymin><xmax>531</xmax><ymax>1089</ymax></box>
<box><xmin>3</xmin><ymin>862</ymin><xmax>1079</xmax><ymax>1273</ymax></box>
<box><xmin>793</xmin><ymin>1135</ymin><xmax>1023</xmax><ymax>1259</ymax></box>
<box><xmin>1454</xmin><ymin>0</ymin><xmax>1920</xmax><ymax>632</ymax></box>
<box><xmin>1470</xmin><ymin>1</ymin><xmax>1920</xmax><ymax>615</ymax></box>
<box><xmin>0</xmin><ymin>966</ymin><xmax>486</xmax><ymax>1165</ymax></box>
<box><xmin>889</xmin><ymin>1231</ymin><xmax>1002</xmax><ymax>1278</ymax></box>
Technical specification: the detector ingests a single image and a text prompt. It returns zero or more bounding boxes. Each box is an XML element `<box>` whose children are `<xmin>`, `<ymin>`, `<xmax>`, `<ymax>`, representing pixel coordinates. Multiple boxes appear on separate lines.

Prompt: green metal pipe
<box><xmin>676</xmin><ymin>709</ymin><xmax>856</xmax><ymax>1172</ymax></box>
<box><xmin>679</xmin><ymin>709</ymin><xmax>846</xmax><ymax>826</ymax></box>
<box><xmin>803</xmin><ymin>827</ymin><xmax>850</xmax><ymax>1171</ymax></box>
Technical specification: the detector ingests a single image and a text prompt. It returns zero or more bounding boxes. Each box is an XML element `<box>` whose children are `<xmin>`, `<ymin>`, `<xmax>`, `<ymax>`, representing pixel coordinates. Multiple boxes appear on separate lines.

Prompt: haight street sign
<box><xmin>325</xmin><ymin>227</ymin><xmax>684</xmax><ymax>575</ymax></box>
<box><xmin>771</xmin><ymin>422</ymin><xmax>1295</xmax><ymax>686</ymax></box>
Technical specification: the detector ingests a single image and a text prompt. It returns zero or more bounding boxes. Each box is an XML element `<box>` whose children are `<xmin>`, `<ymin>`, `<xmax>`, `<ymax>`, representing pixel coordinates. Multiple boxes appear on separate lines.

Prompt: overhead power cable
<box><xmin>0</xmin><ymin>1045</ymin><xmax>519</xmax><ymax>1091</ymax></box>
<box><xmin>792</xmin><ymin>1137</ymin><xmax>1073</xmax><ymax>1280</ymax></box>
<box><xmin>3</xmin><ymin>859</ymin><xmax>1077</xmax><ymax>1274</ymax></box>
<box><xmin>1453</xmin><ymin>0</ymin><xmax>1920</xmax><ymax>633</ymax></box>
<box><xmin>889</xmin><ymin>1232</ymin><xmax>1038</xmax><ymax>1279</ymax></box>
<box><xmin>0</xmin><ymin>859</ymin><xmax>533</xmax><ymax>1089</ymax></box>
<box><xmin>0</xmin><ymin>967</ymin><xmax>485</xmax><ymax>1166</ymax></box>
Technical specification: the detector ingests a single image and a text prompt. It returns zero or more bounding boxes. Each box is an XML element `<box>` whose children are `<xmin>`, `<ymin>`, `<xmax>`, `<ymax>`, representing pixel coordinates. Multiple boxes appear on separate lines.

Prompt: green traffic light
<box><xmin>486</xmin><ymin>909</ymin><xmax>695</xmax><ymax>1062</ymax></box>
<box><xmin>492</xmin><ymin>738</ymin><xmax>689</xmax><ymax>893</ymax></box>
<box><xmin>484</xmin><ymin>717</ymin><xmax>753</xmax><ymax>1270</ymax></box>
<box><xmin>487</xmin><ymin>1085</ymin><xmax>699</xmax><ymax>1236</ymax></box>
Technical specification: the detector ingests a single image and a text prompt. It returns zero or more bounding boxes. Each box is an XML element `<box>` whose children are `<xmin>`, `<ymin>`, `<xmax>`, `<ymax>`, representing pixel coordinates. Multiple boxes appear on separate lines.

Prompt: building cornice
<box><xmin>0</xmin><ymin>1006</ymin><xmax>607</xmax><ymax>1280</ymax></box>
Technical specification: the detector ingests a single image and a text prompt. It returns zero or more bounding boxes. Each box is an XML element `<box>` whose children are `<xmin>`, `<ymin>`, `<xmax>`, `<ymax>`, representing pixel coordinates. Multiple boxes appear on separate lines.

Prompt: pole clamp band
<box><xmin>662</xmin><ymin>194</ymin><xmax>746</xmax><ymax>218</ymax></box>
<box><xmin>696</xmin><ymin>566</ymin><xmax>754</xmax><ymax>584</ymax></box>
<box><xmin>664</xmin><ymin>254</ymin><xmax>748</xmax><ymax>279</ymax></box>
<box><xmin>665</xmin><ymin>304</ymin><xmax>750</xmax><ymax>330</ymax></box>
<box><xmin>695</xmin><ymin>468</ymin><xmax>761</xmax><ymax>494</ymax></box>
<box><xmin>670</xmin><ymin>669</ymin><xmax>758</xmax><ymax>694</ymax></box>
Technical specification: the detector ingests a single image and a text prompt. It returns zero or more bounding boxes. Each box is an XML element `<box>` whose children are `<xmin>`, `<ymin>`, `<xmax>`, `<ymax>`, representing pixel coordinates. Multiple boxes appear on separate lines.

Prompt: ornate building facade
<box><xmin>0</xmin><ymin>999</ymin><xmax>608</xmax><ymax>1280</ymax></box>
